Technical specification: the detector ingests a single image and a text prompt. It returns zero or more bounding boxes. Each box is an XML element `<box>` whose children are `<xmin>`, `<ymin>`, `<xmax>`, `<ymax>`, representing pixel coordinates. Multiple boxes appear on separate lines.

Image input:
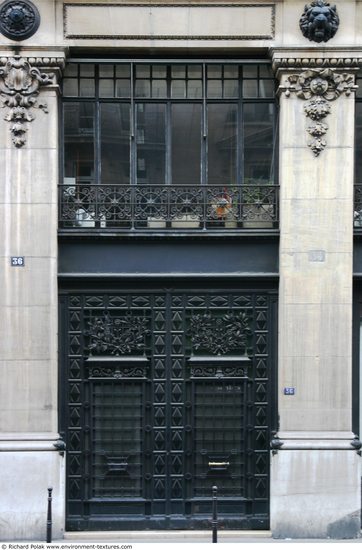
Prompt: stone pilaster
<box><xmin>270</xmin><ymin>50</ymin><xmax>361</xmax><ymax>539</ymax></box>
<box><xmin>0</xmin><ymin>50</ymin><xmax>66</xmax><ymax>541</ymax></box>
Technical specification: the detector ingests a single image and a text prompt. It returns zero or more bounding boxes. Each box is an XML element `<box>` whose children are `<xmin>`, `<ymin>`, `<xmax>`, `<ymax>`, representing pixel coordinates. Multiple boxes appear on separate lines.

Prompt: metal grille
<box><xmin>62</xmin><ymin>288</ymin><xmax>275</xmax><ymax>530</ymax></box>
<box><xmin>355</xmin><ymin>184</ymin><xmax>362</xmax><ymax>228</ymax></box>
<box><xmin>194</xmin><ymin>380</ymin><xmax>247</xmax><ymax>498</ymax></box>
<box><xmin>92</xmin><ymin>381</ymin><xmax>143</xmax><ymax>498</ymax></box>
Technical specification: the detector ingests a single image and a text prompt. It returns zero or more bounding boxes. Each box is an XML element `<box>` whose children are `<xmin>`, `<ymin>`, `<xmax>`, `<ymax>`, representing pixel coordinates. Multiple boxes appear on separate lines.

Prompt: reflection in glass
<box><xmin>356</xmin><ymin>103</ymin><xmax>362</xmax><ymax>182</ymax></box>
<box><xmin>172</xmin><ymin>104</ymin><xmax>201</xmax><ymax>184</ymax></box>
<box><xmin>243</xmin><ymin>103</ymin><xmax>274</xmax><ymax>182</ymax></box>
<box><xmin>208</xmin><ymin>104</ymin><xmax>237</xmax><ymax>185</ymax></box>
<box><xmin>101</xmin><ymin>103</ymin><xmax>130</xmax><ymax>185</ymax></box>
<box><xmin>136</xmin><ymin>104</ymin><xmax>166</xmax><ymax>184</ymax></box>
<box><xmin>64</xmin><ymin>102</ymin><xmax>95</xmax><ymax>183</ymax></box>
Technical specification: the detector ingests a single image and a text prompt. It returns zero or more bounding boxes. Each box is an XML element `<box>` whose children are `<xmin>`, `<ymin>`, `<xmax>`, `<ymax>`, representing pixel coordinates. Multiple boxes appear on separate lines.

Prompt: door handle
<box><xmin>208</xmin><ymin>461</ymin><xmax>230</xmax><ymax>467</ymax></box>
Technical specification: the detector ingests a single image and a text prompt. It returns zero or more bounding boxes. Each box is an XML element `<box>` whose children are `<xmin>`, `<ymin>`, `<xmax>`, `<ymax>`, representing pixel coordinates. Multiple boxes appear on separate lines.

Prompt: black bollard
<box><xmin>212</xmin><ymin>485</ymin><xmax>218</xmax><ymax>543</ymax></box>
<box><xmin>46</xmin><ymin>487</ymin><xmax>53</xmax><ymax>543</ymax></box>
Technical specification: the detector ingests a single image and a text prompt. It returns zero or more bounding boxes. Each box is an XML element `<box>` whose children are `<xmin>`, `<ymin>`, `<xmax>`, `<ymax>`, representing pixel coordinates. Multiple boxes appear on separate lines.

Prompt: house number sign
<box><xmin>284</xmin><ymin>387</ymin><xmax>295</xmax><ymax>396</ymax></box>
<box><xmin>11</xmin><ymin>256</ymin><xmax>24</xmax><ymax>266</ymax></box>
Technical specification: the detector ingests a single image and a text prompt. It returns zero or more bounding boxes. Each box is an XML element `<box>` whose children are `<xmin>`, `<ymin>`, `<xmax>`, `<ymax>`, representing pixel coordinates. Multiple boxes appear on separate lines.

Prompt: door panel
<box><xmin>61</xmin><ymin>287</ymin><xmax>276</xmax><ymax>530</ymax></box>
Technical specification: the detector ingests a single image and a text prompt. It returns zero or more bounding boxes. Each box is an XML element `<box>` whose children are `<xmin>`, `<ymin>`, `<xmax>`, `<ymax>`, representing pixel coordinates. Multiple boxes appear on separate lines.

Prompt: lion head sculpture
<box><xmin>299</xmin><ymin>0</ymin><xmax>339</xmax><ymax>43</ymax></box>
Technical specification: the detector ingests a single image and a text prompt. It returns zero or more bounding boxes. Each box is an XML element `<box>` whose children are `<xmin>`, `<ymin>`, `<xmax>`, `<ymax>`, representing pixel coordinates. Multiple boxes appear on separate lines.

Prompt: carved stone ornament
<box><xmin>0</xmin><ymin>0</ymin><xmax>40</xmax><ymax>41</ymax></box>
<box><xmin>299</xmin><ymin>0</ymin><xmax>339</xmax><ymax>43</ymax></box>
<box><xmin>284</xmin><ymin>68</ymin><xmax>357</xmax><ymax>156</ymax></box>
<box><xmin>0</xmin><ymin>56</ymin><xmax>53</xmax><ymax>146</ymax></box>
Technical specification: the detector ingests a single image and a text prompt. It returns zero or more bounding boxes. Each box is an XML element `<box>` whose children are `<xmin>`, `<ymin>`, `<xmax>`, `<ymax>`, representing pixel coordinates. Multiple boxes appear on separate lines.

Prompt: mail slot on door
<box><xmin>208</xmin><ymin>461</ymin><xmax>230</xmax><ymax>471</ymax></box>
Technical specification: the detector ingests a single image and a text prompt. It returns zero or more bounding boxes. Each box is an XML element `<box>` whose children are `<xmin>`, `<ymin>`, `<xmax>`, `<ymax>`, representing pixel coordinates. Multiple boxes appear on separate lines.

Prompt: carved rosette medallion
<box><xmin>0</xmin><ymin>55</ymin><xmax>54</xmax><ymax>146</ymax></box>
<box><xmin>0</xmin><ymin>0</ymin><xmax>40</xmax><ymax>40</ymax></box>
<box><xmin>283</xmin><ymin>68</ymin><xmax>357</xmax><ymax>156</ymax></box>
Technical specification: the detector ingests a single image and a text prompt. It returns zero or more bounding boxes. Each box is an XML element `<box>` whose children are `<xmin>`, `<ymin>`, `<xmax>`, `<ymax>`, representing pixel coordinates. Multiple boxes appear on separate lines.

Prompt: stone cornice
<box><xmin>270</xmin><ymin>48</ymin><xmax>362</xmax><ymax>76</ymax></box>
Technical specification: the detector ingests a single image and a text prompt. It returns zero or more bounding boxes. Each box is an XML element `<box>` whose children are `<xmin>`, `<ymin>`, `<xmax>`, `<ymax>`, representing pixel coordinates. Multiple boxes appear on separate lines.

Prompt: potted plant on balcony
<box><xmin>210</xmin><ymin>190</ymin><xmax>238</xmax><ymax>228</ymax></box>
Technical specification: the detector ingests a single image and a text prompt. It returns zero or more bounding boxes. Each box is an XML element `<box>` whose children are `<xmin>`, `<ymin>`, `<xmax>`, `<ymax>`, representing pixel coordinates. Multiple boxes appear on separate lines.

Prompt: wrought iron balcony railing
<box><xmin>58</xmin><ymin>183</ymin><xmax>279</xmax><ymax>232</ymax></box>
<box><xmin>355</xmin><ymin>184</ymin><xmax>362</xmax><ymax>229</ymax></box>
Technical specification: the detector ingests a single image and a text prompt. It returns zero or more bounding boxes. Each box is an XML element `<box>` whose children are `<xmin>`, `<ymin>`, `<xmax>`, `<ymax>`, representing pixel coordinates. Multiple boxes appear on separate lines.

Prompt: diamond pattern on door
<box><xmin>62</xmin><ymin>288</ymin><xmax>275</xmax><ymax>530</ymax></box>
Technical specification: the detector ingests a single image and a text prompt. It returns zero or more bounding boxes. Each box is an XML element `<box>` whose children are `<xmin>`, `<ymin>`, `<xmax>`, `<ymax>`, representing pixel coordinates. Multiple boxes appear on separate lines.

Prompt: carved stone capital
<box><xmin>277</xmin><ymin>67</ymin><xmax>357</xmax><ymax>157</ymax></box>
<box><xmin>281</xmin><ymin>68</ymin><xmax>357</xmax><ymax>100</ymax></box>
<box><xmin>0</xmin><ymin>55</ymin><xmax>64</xmax><ymax>147</ymax></box>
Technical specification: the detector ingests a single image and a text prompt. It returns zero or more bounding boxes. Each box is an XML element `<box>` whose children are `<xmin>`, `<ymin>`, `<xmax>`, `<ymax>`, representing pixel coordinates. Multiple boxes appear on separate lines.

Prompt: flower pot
<box><xmin>171</xmin><ymin>214</ymin><xmax>200</xmax><ymax>228</ymax></box>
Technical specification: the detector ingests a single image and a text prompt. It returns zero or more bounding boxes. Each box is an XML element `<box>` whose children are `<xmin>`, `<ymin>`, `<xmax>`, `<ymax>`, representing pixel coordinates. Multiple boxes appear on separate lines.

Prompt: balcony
<box><xmin>58</xmin><ymin>183</ymin><xmax>279</xmax><ymax>233</ymax></box>
<box><xmin>355</xmin><ymin>184</ymin><xmax>362</xmax><ymax>229</ymax></box>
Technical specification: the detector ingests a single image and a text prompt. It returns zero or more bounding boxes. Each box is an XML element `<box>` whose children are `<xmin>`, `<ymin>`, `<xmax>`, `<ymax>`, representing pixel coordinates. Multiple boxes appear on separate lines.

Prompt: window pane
<box><xmin>152</xmin><ymin>65</ymin><xmax>167</xmax><ymax>78</ymax></box>
<box><xmin>64</xmin><ymin>64</ymin><xmax>78</xmax><ymax>77</ymax></box>
<box><xmin>243</xmin><ymin>103</ymin><xmax>274</xmax><ymax>182</ymax></box>
<box><xmin>136</xmin><ymin>65</ymin><xmax>150</xmax><ymax>78</ymax></box>
<box><xmin>171</xmin><ymin>80</ymin><xmax>186</xmax><ymax>98</ymax></box>
<box><xmin>136</xmin><ymin>104</ymin><xmax>166</xmax><ymax>184</ymax></box>
<box><xmin>207</xmin><ymin>80</ymin><xmax>222</xmax><ymax>98</ymax></box>
<box><xmin>259</xmin><ymin>79</ymin><xmax>275</xmax><ymax>98</ymax></box>
<box><xmin>188</xmin><ymin>65</ymin><xmax>202</xmax><ymax>78</ymax></box>
<box><xmin>116</xmin><ymin>65</ymin><xmax>131</xmax><ymax>78</ymax></box>
<box><xmin>116</xmin><ymin>79</ymin><xmax>131</xmax><ymax>97</ymax></box>
<box><xmin>152</xmin><ymin>80</ymin><xmax>167</xmax><ymax>97</ymax></box>
<box><xmin>63</xmin><ymin>102</ymin><xmax>95</xmax><ymax>183</ymax></box>
<box><xmin>243</xmin><ymin>65</ymin><xmax>258</xmax><ymax>78</ymax></box>
<box><xmin>187</xmin><ymin>80</ymin><xmax>202</xmax><ymax>99</ymax></box>
<box><xmin>135</xmin><ymin>80</ymin><xmax>151</xmax><ymax>97</ymax></box>
<box><xmin>207</xmin><ymin>104</ymin><xmax>237</xmax><ymax>185</ymax></box>
<box><xmin>171</xmin><ymin>65</ymin><xmax>186</xmax><ymax>78</ymax></box>
<box><xmin>63</xmin><ymin>79</ymin><xmax>78</xmax><ymax>97</ymax></box>
<box><xmin>259</xmin><ymin>65</ymin><xmax>273</xmax><ymax>78</ymax></box>
<box><xmin>224</xmin><ymin>80</ymin><xmax>239</xmax><ymax>98</ymax></box>
<box><xmin>101</xmin><ymin>103</ymin><xmax>130</xmax><ymax>185</ymax></box>
<box><xmin>99</xmin><ymin>64</ymin><xmax>114</xmax><ymax>77</ymax></box>
<box><xmin>355</xmin><ymin>103</ymin><xmax>362</xmax><ymax>182</ymax></box>
<box><xmin>99</xmin><ymin>80</ymin><xmax>114</xmax><ymax>97</ymax></box>
<box><xmin>79</xmin><ymin>79</ymin><xmax>95</xmax><ymax>97</ymax></box>
<box><xmin>224</xmin><ymin>65</ymin><xmax>238</xmax><ymax>78</ymax></box>
<box><xmin>80</xmin><ymin>64</ymin><xmax>95</xmax><ymax>77</ymax></box>
<box><xmin>207</xmin><ymin>65</ymin><xmax>222</xmax><ymax>78</ymax></box>
<box><xmin>243</xmin><ymin>80</ymin><xmax>258</xmax><ymax>98</ymax></box>
<box><xmin>172</xmin><ymin>104</ymin><xmax>201</xmax><ymax>184</ymax></box>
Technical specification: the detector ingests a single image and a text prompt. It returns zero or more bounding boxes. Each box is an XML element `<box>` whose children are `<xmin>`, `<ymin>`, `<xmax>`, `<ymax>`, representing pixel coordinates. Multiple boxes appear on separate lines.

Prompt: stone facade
<box><xmin>0</xmin><ymin>0</ymin><xmax>361</xmax><ymax>541</ymax></box>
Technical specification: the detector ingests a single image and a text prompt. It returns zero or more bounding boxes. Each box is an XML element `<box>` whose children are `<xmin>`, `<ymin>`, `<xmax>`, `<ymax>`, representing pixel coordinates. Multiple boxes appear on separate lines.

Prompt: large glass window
<box><xmin>62</xmin><ymin>61</ymin><xmax>276</xmax><ymax>187</ymax></box>
<box><xmin>354</xmin><ymin>71</ymin><xmax>362</xmax><ymax>228</ymax></box>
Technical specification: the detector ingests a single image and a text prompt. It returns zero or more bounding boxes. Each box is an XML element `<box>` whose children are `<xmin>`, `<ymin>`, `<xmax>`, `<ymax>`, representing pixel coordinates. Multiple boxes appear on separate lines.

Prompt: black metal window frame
<box><xmin>60</xmin><ymin>58</ymin><xmax>279</xmax><ymax>234</ymax></box>
<box><xmin>354</xmin><ymin>70</ymin><xmax>362</xmax><ymax>232</ymax></box>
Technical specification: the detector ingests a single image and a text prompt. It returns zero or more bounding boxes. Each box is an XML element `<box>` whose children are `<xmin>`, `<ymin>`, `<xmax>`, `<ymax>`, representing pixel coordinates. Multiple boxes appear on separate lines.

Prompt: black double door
<box><xmin>61</xmin><ymin>285</ymin><xmax>276</xmax><ymax>530</ymax></box>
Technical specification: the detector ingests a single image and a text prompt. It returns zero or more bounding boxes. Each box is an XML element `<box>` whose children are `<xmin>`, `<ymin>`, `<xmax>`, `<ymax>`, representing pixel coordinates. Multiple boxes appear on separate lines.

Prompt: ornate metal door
<box><xmin>61</xmin><ymin>287</ymin><xmax>276</xmax><ymax>530</ymax></box>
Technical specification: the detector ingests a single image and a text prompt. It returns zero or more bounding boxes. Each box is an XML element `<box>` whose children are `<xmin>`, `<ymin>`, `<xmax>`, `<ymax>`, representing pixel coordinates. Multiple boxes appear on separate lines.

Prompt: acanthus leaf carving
<box><xmin>283</xmin><ymin>68</ymin><xmax>357</xmax><ymax>156</ymax></box>
<box><xmin>0</xmin><ymin>56</ymin><xmax>54</xmax><ymax>147</ymax></box>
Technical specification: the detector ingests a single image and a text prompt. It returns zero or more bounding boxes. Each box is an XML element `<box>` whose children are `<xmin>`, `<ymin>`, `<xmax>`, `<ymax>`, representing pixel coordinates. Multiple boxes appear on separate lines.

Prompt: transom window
<box><xmin>62</xmin><ymin>61</ymin><xmax>276</xmax><ymax>187</ymax></box>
